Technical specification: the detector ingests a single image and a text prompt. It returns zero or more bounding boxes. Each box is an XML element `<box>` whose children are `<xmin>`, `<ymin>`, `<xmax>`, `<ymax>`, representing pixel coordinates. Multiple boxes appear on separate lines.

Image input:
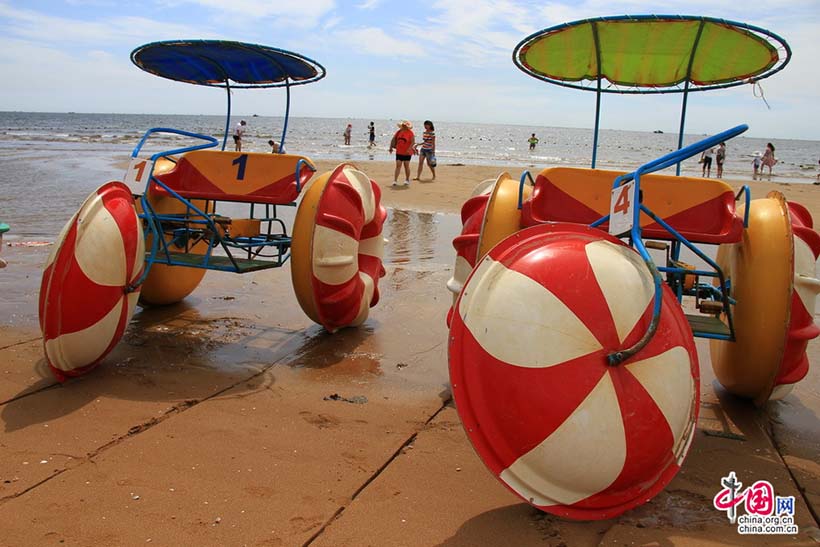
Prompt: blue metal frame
<box><xmin>122</xmin><ymin>41</ymin><xmax>327</xmax><ymax>293</ymax></box>
<box><xmin>126</xmin><ymin>127</ymin><xmax>317</xmax><ymax>291</ymax></box>
<box><xmin>591</xmin><ymin>124</ymin><xmax>748</xmax><ymax>364</ymax></box>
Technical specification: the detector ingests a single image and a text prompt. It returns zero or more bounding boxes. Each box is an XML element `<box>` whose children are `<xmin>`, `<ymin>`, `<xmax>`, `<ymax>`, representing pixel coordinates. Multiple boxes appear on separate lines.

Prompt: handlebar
<box><xmin>613</xmin><ymin>124</ymin><xmax>748</xmax><ymax>188</ymax></box>
<box><xmin>130</xmin><ymin>127</ymin><xmax>220</xmax><ymax>161</ymax></box>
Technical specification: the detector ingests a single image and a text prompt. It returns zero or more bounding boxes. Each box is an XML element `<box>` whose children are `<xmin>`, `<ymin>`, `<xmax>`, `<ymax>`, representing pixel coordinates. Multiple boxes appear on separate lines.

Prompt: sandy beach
<box><xmin>1</xmin><ymin>159</ymin><xmax>818</xmax><ymax>546</ymax></box>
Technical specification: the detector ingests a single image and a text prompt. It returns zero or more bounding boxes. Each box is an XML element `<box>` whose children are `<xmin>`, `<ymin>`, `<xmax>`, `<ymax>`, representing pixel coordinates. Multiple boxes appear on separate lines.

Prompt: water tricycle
<box><xmin>38</xmin><ymin>41</ymin><xmax>386</xmax><ymax>381</ymax></box>
<box><xmin>0</xmin><ymin>222</ymin><xmax>9</xmax><ymax>268</ymax></box>
<box><xmin>446</xmin><ymin>16</ymin><xmax>819</xmax><ymax>521</ymax></box>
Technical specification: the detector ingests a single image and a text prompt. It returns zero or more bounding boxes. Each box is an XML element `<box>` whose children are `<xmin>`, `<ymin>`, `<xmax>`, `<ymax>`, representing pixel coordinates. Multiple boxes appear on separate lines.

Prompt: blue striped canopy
<box><xmin>131</xmin><ymin>40</ymin><xmax>326</xmax><ymax>88</ymax></box>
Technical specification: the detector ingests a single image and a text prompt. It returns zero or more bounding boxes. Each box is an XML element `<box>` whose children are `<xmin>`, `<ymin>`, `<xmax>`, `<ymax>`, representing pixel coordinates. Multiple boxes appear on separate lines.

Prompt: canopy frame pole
<box><xmin>676</xmin><ymin>19</ymin><xmax>706</xmax><ymax>175</ymax></box>
<box><xmin>280</xmin><ymin>80</ymin><xmax>291</xmax><ymax>153</ymax></box>
<box><xmin>223</xmin><ymin>79</ymin><xmax>232</xmax><ymax>151</ymax></box>
<box><xmin>591</xmin><ymin>21</ymin><xmax>603</xmax><ymax>169</ymax></box>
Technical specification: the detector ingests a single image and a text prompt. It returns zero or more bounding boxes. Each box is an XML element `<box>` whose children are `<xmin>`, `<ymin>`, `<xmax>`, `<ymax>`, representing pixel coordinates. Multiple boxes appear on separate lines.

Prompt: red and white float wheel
<box><xmin>291</xmin><ymin>163</ymin><xmax>386</xmax><ymax>332</ymax></box>
<box><xmin>447</xmin><ymin>174</ymin><xmax>531</xmax><ymax>326</ymax></box>
<box><xmin>711</xmin><ymin>193</ymin><xmax>820</xmax><ymax>404</ymax></box>
<box><xmin>39</xmin><ymin>182</ymin><xmax>145</xmax><ymax>380</ymax></box>
<box><xmin>776</xmin><ymin>201</ymin><xmax>820</xmax><ymax>399</ymax></box>
<box><xmin>449</xmin><ymin>223</ymin><xmax>699</xmax><ymax>520</ymax></box>
<box><xmin>446</xmin><ymin>181</ymin><xmax>495</xmax><ymax>321</ymax></box>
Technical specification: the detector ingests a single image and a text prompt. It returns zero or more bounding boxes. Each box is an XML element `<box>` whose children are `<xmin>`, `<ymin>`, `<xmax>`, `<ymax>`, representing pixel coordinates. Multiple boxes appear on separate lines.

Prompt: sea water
<box><xmin>1</xmin><ymin>111</ymin><xmax>818</xmax><ymax>238</ymax></box>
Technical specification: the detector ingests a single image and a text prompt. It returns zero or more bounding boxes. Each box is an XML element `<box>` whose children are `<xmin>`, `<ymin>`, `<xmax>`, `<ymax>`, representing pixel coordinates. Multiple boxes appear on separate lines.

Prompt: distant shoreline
<box><xmin>1</xmin><ymin>110</ymin><xmax>818</xmax><ymax>143</ymax></box>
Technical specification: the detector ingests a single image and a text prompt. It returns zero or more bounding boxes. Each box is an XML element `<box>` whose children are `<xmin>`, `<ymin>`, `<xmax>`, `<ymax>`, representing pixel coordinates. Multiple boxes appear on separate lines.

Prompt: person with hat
<box><xmin>233</xmin><ymin>120</ymin><xmax>247</xmax><ymax>152</ymax></box>
<box><xmin>389</xmin><ymin>120</ymin><xmax>415</xmax><ymax>186</ymax></box>
<box><xmin>752</xmin><ymin>151</ymin><xmax>762</xmax><ymax>178</ymax></box>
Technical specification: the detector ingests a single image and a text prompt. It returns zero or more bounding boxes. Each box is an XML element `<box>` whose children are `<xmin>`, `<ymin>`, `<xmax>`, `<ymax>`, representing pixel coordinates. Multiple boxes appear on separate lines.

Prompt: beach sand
<box><xmin>0</xmin><ymin>160</ymin><xmax>818</xmax><ymax>545</ymax></box>
<box><xmin>312</xmin><ymin>159</ymin><xmax>820</xmax><ymax>215</ymax></box>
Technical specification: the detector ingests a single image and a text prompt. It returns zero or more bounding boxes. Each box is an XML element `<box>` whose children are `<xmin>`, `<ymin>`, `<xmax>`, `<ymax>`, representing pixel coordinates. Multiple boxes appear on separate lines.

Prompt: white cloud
<box><xmin>335</xmin><ymin>27</ymin><xmax>426</xmax><ymax>58</ymax></box>
<box><xmin>394</xmin><ymin>0</ymin><xmax>536</xmax><ymax>67</ymax></box>
<box><xmin>323</xmin><ymin>15</ymin><xmax>343</xmax><ymax>30</ymax></box>
<box><xmin>357</xmin><ymin>0</ymin><xmax>381</xmax><ymax>9</ymax></box>
<box><xmin>163</xmin><ymin>0</ymin><xmax>335</xmax><ymax>24</ymax></box>
<box><xmin>0</xmin><ymin>4</ymin><xmax>217</xmax><ymax>46</ymax></box>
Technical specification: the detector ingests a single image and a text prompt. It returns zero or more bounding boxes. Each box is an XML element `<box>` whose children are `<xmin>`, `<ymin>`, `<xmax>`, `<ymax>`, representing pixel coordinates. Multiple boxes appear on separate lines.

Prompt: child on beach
<box><xmin>344</xmin><ymin>124</ymin><xmax>352</xmax><ymax>145</ymax></box>
<box><xmin>389</xmin><ymin>120</ymin><xmax>415</xmax><ymax>186</ymax></box>
<box><xmin>414</xmin><ymin>120</ymin><xmax>436</xmax><ymax>181</ymax></box>
<box><xmin>528</xmin><ymin>133</ymin><xmax>539</xmax><ymax>151</ymax></box>
<box><xmin>762</xmin><ymin>142</ymin><xmax>777</xmax><ymax>175</ymax></box>
<box><xmin>368</xmin><ymin>122</ymin><xmax>376</xmax><ymax>148</ymax></box>
<box><xmin>752</xmin><ymin>152</ymin><xmax>762</xmax><ymax>178</ymax></box>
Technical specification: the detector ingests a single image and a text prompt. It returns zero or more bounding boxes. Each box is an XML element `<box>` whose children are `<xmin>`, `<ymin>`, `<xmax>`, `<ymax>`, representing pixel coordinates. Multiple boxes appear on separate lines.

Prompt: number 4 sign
<box><xmin>609</xmin><ymin>180</ymin><xmax>636</xmax><ymax>236</ymax></box>
<box><xmin>123</xmin><ymin>157</ymin><xmax>154</xmax><ymax>189</ymax></box>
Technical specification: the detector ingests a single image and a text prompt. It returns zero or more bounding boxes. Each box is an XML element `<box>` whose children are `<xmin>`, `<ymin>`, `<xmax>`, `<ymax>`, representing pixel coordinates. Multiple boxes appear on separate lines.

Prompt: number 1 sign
<box><xmin>123</xmin><ymin>157</ymin><xmax>154</xmax><ymax>189</ymax></box>
<box><xmin>609</xmin><ymin>180</ymin><xmax>636</xmax><ymax>236</ymax></box>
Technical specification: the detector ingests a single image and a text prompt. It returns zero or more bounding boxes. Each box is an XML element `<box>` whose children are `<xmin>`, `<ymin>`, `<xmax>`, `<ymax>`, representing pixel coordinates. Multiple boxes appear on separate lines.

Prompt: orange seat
<box><xmin>521</xmin><ymin>167</ymin><xmax>743</xmax><ymax>244</ymax></box>
<box><xmin>153</xmin><ymin>150</ymin><xmax>314</xmax><ymax>205</ymax></box>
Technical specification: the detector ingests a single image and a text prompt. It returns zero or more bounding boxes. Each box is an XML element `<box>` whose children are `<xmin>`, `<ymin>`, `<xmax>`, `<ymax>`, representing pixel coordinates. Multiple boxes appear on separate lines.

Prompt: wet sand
<box><xmin>0</xmin><ymin>160</ymin><xmax>818</xmax><ymax>545</ymax></box>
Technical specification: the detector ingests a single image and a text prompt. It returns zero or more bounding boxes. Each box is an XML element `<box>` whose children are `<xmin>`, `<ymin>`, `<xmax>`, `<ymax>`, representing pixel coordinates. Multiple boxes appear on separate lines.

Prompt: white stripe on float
<box><xmin>769</xmin><ymin>383</ymin><xmax>795</xmax><ymax>400</ymax></box>
<box><xmin>45</xmin><ymin>211</ymin><xmax>79</xmax><ymax>270</ymax></box>
<box><xmin>126</xmin><ymin>290</ymin><xmax>140</xmax><ymax>324</ymax></box>
<box><xmin>446</xmin><ymin>254</ymin><xmax>472</xmax><ymax>304</ymax></box>
<box><xmin>312</xmin><ymin>224</ymin><xmax>359</xmax><ymax>286</ymax></box>
<box><xmin>586</xmin><ymin>240</ymin><xmax>653</xmax><ymax>344</ymax></box>
<box><xmin>358</xmin><ymin>234</ymin><xmax>384</xmax><ymax>259</ymax></box>
<box><xmin>459</xmin><ymin>256</ymin><xmax>601</xmax><ymax>369</ymax></box>
<box><xmin>499</xmin><ymin>372</ymin><xmax>626</xmax><ymax>506</ymax></box>
<box><xmin>75</xmin><ymin>195</ymin><xmax>127</xmax><ymax>286</ymax></box>
<box><xmin>350</xmin><ymin>271</ymin><xmax>375</xmax><ymax>327</ymax></box>
<box><xmin>129</xmin><ymin>208</ymin><xmax>146</xmax><ymax>284</ymax></box>
<box><xmin>45</xmin><ymin>299</ymin><xmax>123</xmax><ymax>371</ymax></box>
<box><xmin>342</xmin><ymin>166</ymin><xmax>376</xmax><ymax>225</ymax></box>
<box><xmin>624</xmin><ymin>346</ymin><xmax>695</xmax><ymax>449</ymax></box>
<box><xmin>793</xmin><ymin>237</ymin><xmax>820</xmax><ymax>314</ymax></box>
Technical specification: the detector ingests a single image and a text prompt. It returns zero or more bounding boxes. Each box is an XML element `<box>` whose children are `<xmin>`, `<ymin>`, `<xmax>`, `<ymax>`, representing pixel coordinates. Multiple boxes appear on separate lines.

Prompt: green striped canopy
<box><xmin>514</xmin><ymin>16</ymin><xmax>790</xmax><ymax>93</ymax></box>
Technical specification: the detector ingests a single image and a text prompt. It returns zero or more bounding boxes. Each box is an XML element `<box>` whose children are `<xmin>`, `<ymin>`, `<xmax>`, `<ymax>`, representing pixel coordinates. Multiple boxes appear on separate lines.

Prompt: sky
<box><xmin>1</xmin><ymin>0</ymin><xmax>819</xmax><ymax>140</ymax></box>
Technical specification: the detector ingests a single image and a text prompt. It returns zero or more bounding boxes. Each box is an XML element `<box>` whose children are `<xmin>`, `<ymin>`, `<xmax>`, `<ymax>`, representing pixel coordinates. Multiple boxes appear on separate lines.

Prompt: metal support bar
<box><xmin>517</xmin><ymin>170</ymin><xmax>535</xmax><ymax>209</ymax></box>
<box><xmin>223</xmin><ymin>79</ymin><xmax>232</xmax><ymax>151</ymax></box>
<box><xmin>280</xmin><ymin>81</ymin><xmax>291</xmax><ymax>151</ymax></box>
<box><xmin>591</xmin><ymin>21</ymin><xmax>603</xmax><ymax>169</ymax></box>
<box><xmin>676</xmin><ymin>20</ymin><xmax>706</xmax><ymax>175</ymax></box>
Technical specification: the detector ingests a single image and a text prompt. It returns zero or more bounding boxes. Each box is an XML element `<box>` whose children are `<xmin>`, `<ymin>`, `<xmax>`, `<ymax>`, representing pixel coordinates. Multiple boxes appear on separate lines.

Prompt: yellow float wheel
<box><xmin>291</xmin><ymin>171</ymin><xmax>331</xmax><ymax>325</ymax></box>
<box><xmin>136</xmin><ymin>170</ymin><xmax>212</xmax><ymax>306</ymax></box>
<box><xmin>710</xmin><ymin>192</ymin><xmax>794</xmax><ymax>405</ymax></box>
<box><xmin>476</xmin><ymin>172</ymin><xmax>532</xmax><ymax>259</ymax></box>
